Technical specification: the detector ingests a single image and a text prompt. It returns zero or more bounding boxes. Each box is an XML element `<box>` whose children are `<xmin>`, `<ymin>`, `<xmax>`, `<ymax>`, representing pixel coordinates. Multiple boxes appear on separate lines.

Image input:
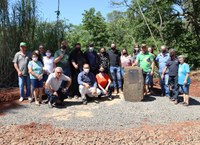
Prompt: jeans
<box><xmin>45</xmin><ymin>88</ymin><xmax>68</xmax><ymax>104</ymax></box>
<box><xmin>169</xmin><ymin>75</ymin><xmax>179</xmax><ymax>100</ymax></box>
<box><xmin>159</xmin><ymin>72</ymin><xmax>170</xmax><ymax>96</ymax></box>
<box><xmin>18</xmin><ymin>75</ymin><xmax>31</xmax><ymax>98</ymax></box>
<box><xmin>110</xmin><ymin>66</ymin><xmax>122</xmax><ymax>89</ymax></box>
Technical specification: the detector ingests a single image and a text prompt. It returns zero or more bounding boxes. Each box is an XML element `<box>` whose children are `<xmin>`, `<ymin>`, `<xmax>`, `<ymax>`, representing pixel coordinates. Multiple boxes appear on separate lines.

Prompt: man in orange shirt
<box><xmin>96</xmin><ymin>65</ymin><xmax>112</xmax><ymax>100</ymax></box>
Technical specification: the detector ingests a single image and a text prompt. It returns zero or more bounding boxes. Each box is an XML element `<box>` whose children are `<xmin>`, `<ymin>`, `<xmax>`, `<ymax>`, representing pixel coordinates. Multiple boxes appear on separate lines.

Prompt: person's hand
<box><xmin>161</xmin><ymin>74</ymin><xmax>164</xmax><ymax>80</ymax></box>
<box><xmin>53</xmin><ymin>91</ymin><xmax>58</xmax><ymax>96</ymax></box>
<box><xmin>92</xmin><ymin>89</ymin><xmax>97</xmax><ymax>95</ymax></box>
<box><xmin>103</xmin><ymin>89</ymin><xmax>108</xmax><ymax>95</ymax></box>
<box><xmin>37</xmin><ymin>74</ymin><xmax>43</xmax><ymax>81</ymax></box>
<box><xmin>18</xmin><ymin>71</ymin><xmax>22</xmax><ymax>77</ymax></box>
<box><xmin>85</xmin><ymin>83</ymin><xmax>90</xmax><ymax>89</ymax></box>
<box><xmin>62</xmin><ymin>88</ymin><xmax>67</xmax><ymax>93</ymax></box>
<box><xmin>74</xmin><ymin>64</ymin><xmax>78</xmax><ymax>69</ymax></box>
<box><xmin>150</xmin><ymin>71</ymin><xmax>154</xmax><ymax>76</ymax></box>
<box><xmin>59</xmin><ymin>54</ymin><xmax>64</xmax><ymax>59</ymax></box>
<box><xmin>184</xmin><ymin>80</ymin><xmax>187</xmax><ymax>85</ymax></box>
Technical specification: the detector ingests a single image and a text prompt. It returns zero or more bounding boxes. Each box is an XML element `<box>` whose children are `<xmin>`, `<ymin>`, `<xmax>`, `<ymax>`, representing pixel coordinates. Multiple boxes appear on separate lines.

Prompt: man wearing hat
<box><xmin>13</xmin><ymin>42</ymin><xmax>32</xmax><ymax>102</ymax></box>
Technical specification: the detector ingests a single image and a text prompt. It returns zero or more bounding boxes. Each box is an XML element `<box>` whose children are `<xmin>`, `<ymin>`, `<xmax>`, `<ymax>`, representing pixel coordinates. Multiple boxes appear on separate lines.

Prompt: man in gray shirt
<box><xmin>13</xmin><ymin>42</ymin><xmax>31</xmax><ymax>102</ymax></box>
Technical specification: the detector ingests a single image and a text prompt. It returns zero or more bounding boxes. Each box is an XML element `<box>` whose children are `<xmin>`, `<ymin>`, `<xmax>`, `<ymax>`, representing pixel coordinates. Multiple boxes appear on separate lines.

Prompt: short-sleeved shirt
<box><xmin>96</xmin><ymin>73</ymin><xmax>110</xmax><ymax>88</ymax></box>
<box><xmin>43</xmin><ymin>56</ymin><xmax>54</xmax><ymax>74</ymax></box>
<box><xmin>166</xmin><ymin>58</ymin><xmax>179</xmax><ymax>77</ymax></box>
<box><xmin>54</xmin><ymin>49</ymin><xmax>69</xmax><ymax>68</ymax></box>
<box><xmin>155</xmin><ymin>53</ymin><xmax>170</xmax><ymax>73</ymax></box>
<box><xmin>28</xmin><ymin>61</ymin><xmax>43</xmax><ymax>79</ymax></box>
<box><xmin>46</xmin><ymin>73</ymin><xmax>71</xmax><ymax>91</ymax></box>
<box><xmin>13</xmin><ymin>51</ymin><xmax>31</xmax><ymax>76</ymax></box>
<box><xmin>120</xmin><ymin>55</ymin><xmax>132</xmax><ymax>67</ymax></box>
<box><xmin>108</xmin><ymin>49</ymin><xmax>121</xmax><ymax>67</ymax></box>
<box><xmin>178</xmin><ymin>63</ymin><xmax>191</xmax><ymax>85</ymax></box>
<box><xmin>77</xmin><ymin>71</ymin><xmax>97</xmax><ymax>88</ymax></box>
<box><xmin>136</xmin><ymin>52</ymin><xmax>154</xmax><ymax>73</ymax></box>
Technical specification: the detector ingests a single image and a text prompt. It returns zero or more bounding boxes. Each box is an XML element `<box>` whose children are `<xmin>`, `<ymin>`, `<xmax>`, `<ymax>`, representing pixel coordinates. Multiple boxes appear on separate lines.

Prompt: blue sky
<box><xmin>37</xmin><ymin>0</ymin><xmax>123</xmax><ymax>25</ymax></box>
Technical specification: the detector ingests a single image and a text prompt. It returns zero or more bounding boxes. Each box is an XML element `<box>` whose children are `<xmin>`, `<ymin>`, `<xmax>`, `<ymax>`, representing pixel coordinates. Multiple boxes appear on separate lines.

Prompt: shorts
<box><xmin>143</xmin><ymin>72</ymin><xmax>151</xmax><ymax>85</ymax></box>
<box><xmin>179</xmin><ymin>84</ymin><xmax>189</xmax><ymax>94</ymax></box>
<box><xmin>31</xmin><ymin>79</ymin><xmax>43</xmax><ymax>89</ymax></box>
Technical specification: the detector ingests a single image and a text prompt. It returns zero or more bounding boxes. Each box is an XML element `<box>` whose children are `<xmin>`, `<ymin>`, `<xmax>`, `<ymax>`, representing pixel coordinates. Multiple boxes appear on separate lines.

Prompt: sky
<box><xmin>37</xmin><ymin>0</ymin><xmax>123</xmax><ymax>25</ymax></box>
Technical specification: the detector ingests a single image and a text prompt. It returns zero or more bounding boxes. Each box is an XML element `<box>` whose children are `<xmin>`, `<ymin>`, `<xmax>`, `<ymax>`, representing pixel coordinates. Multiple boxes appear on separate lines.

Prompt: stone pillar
<box><xmin>123</xmin><ymin>66</ymin><xmax>144</xmax><ymax>102</ymax></box>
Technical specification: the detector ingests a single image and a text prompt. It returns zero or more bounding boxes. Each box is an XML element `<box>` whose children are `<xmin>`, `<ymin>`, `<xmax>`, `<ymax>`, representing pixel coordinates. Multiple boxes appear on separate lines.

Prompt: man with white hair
<box><xmin>155</xmin><ymin>45</ymin><xmax>170</xmax><ymax>97</ymax></box>
<box><xmin>45</xmin><ymin>67</ymin><xmax>72</xmax><ymax>108</ymax></box>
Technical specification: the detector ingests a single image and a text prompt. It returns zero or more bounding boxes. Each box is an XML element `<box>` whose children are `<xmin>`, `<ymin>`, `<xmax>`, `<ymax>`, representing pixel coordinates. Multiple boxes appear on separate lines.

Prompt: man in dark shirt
<box><xmin>78</xmin><ymin>64</ymin><xmax>101</xmax><ymax>105</ymax></box>
<box><xmin>108</xmin><ymin>43</ymin><xmax>122</xmax><ymax>94</ymax></box>
<box><xmin>162</xmin><ymin>49</ymin><xmax>179</xmax><ymax>104</ymax></box>
<box><xmin>84</xmin><ymin>43</ymin><xmax>99</xmax><ymax>75</ymax></box>
<box><xmin>69</xmin><ymin>43</ymin><xmax>87</xmax><ymax>98</ymax></box>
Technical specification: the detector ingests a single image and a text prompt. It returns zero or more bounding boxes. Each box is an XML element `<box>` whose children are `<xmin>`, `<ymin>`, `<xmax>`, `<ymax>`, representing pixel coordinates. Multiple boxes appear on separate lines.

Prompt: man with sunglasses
<box><xmin>45</xmin><ymin>67</ymin><xmax>71</xmax><ymax>108</ymax></box>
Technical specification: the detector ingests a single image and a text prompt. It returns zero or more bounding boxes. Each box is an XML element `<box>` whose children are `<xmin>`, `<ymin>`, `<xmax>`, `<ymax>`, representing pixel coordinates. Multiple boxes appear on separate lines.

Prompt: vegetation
<box><xmin>0</xmin><ymin>0</ymin><xmax>199</xmax><ymax>87</ymax></box>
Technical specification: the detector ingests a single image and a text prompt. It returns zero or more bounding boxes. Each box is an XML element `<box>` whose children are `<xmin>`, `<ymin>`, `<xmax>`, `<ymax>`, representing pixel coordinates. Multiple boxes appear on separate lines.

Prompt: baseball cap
<box><xmin>20</xmin><ymin>42</ymin><xmax>27</xmax><ymax>47</ymax></box>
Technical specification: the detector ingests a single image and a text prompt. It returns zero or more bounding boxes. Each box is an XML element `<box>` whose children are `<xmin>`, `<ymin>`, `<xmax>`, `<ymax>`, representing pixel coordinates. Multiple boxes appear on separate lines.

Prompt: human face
<box><xmin>83</xmin><ymin>64</ymin><xmax>90</xmax><ymax>73</ymax></box>
<box><xmin>39</xmin><ymin>46</ymin><xmax>45</xmax><ymax>54</ymax></box>
<box><xmin>141</xmin><ymin>46</ymin><xmax>147</xmax><ymax>54</ymax></box>
<box><xmin>178</xmin><ymin>57</ymin><xmax>184</xmax><ymax>64</ymax></box>
<box><xmin>55</xmin><ymin>70</ymin><xmax>62</xmax><ymax>78</ymax></box>
<box><xmin>20</xmin><ymin>46</ymin><xmax>27</xmax><ymax>53</ymax></box>
<box><xmin>32</xmin><ymin>55</ymin><xmax>38</xmax><ymax>62</ymax></box>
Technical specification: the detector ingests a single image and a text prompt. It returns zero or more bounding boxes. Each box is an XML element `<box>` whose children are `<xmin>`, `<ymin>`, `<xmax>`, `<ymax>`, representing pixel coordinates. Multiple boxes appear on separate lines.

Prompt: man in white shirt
<box><xmin>45</xmin><ymin>67</ymin><xmax>71</xmax><ymax>108</ymax></box>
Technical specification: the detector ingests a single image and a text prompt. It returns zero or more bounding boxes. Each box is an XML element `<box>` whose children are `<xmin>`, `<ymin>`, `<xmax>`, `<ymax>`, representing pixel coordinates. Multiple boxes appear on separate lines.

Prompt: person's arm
<box><xmin>105</xmin><ymin>78</ymin><xmax>112</xmax><ymax>91</ymax></box>
<box><xmin>54</xmin><ymin>51</ymin><xmax>63</xmax><ymax>64</ymax></box>
<box><xmin>151</xmin><ymin>56</ymin><xmax>155</xmax><ymax>75</ymax></box>
<box><xmin>77</xmin><ymin>72</ymin><xmax>90</xmax><ymax>88</ymax></box>
<box><xmin>161</xmin><ymin>66</ymin><xmax>167</xmax><ymax>79</ymax></box>
<box><xmin>62</xmin><ymin>74</ymin><xmax>72</xmax><ymax>89</ymax></box>
<box><xmin>14</xmin><ymin>63</ymin><xmax>22</xmax><ymax>77</ymax></box>
<box><xmin>184</xmin><ymin>64</ymin><xmax>190</xmax><ymax>85</ymax></box>
<box><xmin>132</xmin><ymin>54</ymin><xmax>139</xmax><ymax>66</ymax></box>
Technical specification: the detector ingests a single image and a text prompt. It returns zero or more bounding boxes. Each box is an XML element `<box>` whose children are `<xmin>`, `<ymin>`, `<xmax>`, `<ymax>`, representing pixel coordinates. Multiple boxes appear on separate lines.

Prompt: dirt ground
<box><xmin>0</xmin><ymin>71</ymin><xmax>200</xmax><ymax>144</ymax></box>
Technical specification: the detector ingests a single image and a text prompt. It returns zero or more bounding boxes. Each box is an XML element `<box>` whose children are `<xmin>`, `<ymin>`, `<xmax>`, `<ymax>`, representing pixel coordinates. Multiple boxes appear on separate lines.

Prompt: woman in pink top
<box><xmin>120</xmin><ymin>48</ymin><xmax>132</xmax><ymax>77</ymax></box>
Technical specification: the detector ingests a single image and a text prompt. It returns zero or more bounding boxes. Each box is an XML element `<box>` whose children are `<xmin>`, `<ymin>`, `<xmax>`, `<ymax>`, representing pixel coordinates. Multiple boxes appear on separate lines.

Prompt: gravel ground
<box><xmin>1</xmin><ymin>95</ymin><xmax>200</xmax><ymax>131</ymax></box>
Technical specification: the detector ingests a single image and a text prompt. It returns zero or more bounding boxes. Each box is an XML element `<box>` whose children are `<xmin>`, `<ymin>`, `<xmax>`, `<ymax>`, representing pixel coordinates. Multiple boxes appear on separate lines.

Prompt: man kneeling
<box><xmin>45</xmin><ymin>67</ymin><xmax>71</xmax><ymax>108</ymax></box>
<box><xmin>78</xmin><ymin>64</ymin><xmax>101</xmax><ymax>105</ymax></box>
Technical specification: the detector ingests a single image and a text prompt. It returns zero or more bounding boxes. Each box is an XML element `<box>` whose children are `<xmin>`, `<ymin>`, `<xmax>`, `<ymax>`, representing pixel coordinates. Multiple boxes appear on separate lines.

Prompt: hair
<box><xmin>74</xmin><ymin>43</ymin><xmax>81</xmax><ymax>47</ymax></box>
<box><xmin>169</xmin><ymin>48</ymin><xmax>176</xmax><ymax>53</ymax></box>
<box><xmin>122</xmin><ymin>48</ymin><xmax>129</xmax><ymax>55</ymax></box>
<box><xmin>55</xmin><ymin>67</ymin><xmax>63</xmax><ymax>73</ymax></box>
<box><xmin>32</xmin><ymin>52</ymin><xmax>39</xmax><ymax>57</ymax></box>
<box><xmin>83</xmin><ymin>63</ymin><xmax>89</xmax><ymax>68</ymax></box>
<box><xmin>134</xmin><ymin>43</ymin><xmax>140</xmax><ymax>48</ymax></box>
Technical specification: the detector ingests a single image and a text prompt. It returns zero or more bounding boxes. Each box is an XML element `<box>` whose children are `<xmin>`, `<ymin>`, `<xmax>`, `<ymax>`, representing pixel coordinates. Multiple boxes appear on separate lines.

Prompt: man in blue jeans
<box><xmin>108</xmin><ymin>43</ymin><xmax>122</xmax><ymax>94</ymax></box>
<box><xmin>45</xmin><ymin>67</ymin><xmax>72</xmax><ymax>108</ymax></box>
<box><xmin>155</xmin><ymin>45</ymin><xmax>170</xmax><ymax>97</ymax></box>
<box><xmin>13</xmin><ymin>42</ymin><xmax>31</xmax><ymax>102</ymax></box>
<box><xmin>162</xmin><ymin>49</ymin><xmax>179</xmax><ymax>104</ymax></box>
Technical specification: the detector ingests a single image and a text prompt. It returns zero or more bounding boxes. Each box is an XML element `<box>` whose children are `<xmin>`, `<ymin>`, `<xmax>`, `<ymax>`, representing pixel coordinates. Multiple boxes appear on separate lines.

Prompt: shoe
<box><xmin>48</xmin><ymin>101</ymin><xmax>53</xmax><ymax>108</ymax></box>
<box><xmin>118</xmin><ymin>88</ymin><xmax>123</xmax><ymax>94</ymax></box>
<box><xmin>170</xmin><ymin>98</ymin><xmax>175</xmax><ymax>101</ymax></box>
<box><xmin>28</xmin><ymin>97</ymin><xmax>32</xmax><ymax>103</ymax></box>
<box><xmin>94</xmin><ymin>100</ymin><xmax>99</xmax><ymax>104</ymax></box>
<box><xmin>174</xmin><ymin>100</ymin><xmax>178</xmax><ymax>105</ymax></box>
<box><xmin>108</xmin><ymin>96</ymin><xmax>113</xmax><ymax>101</ymax></box>
<box><xmin>113</xmin><ymin>89</ymin><xmax>117</xmax><ymax>94</ymax></box>
<box><xmin>83</xmin><ymin>100</ymin><xmax>87</xmax><ymax>105</ymax></box>
<box><xmin>74</xmin><ymin>95</ymin><xmax>79</xmax><ymax>99</ymax></box>
<box><xmin>68</xmin><ymin>96</ymin><xmax>72</xmax><ymax>99</ymax></box>
<box><xmin>19</xmin><ymin>97</ymin><xmax>24</xmax><ymax>102</ymax></box>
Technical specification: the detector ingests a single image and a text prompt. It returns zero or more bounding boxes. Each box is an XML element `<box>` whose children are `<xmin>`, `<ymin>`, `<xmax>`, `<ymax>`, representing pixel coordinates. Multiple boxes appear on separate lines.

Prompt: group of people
<box><xmin>13</xmin><ymin>41</ymin><xmax>191</xmax><ymax>108</ymax></box>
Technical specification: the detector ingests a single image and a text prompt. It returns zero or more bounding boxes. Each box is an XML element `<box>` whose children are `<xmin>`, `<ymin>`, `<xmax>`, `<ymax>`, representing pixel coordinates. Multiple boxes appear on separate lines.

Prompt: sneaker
<box><xmin>108</xmin><ymin>96</ymin><xmax>113</xmax><ymax>101</ymax></box>
<box><xmin>28</xmin><ymin>97</ymin><xmax>32</xmax><ymax>102</ymax></box>
<box><xmin>74</xmin><ymin>95</ymin><xmax>79</xmax><ymax>99</ymax></box>
<box><xmin>19</xmin><ymin>97</ymin><xmax>24</xmax><ymax>102</ymax></box>
<box><xmin>94</xmin><ymin>100</ymin><xmax>99</xmax><ymax>104</ymax></box>
<box><xmin>118</xmin><ymin>89</ymin><xmax>123</xmax><ymax>94</ymax></box>
<box><xmin>83</xmin><ymin>100</ymin><xmax>87</xmax><ymax>105</ymax></box>
<box><xmin>48</xmin><ymin>101</ymin><xmax>53</xmax><ymax>108</ymax></box>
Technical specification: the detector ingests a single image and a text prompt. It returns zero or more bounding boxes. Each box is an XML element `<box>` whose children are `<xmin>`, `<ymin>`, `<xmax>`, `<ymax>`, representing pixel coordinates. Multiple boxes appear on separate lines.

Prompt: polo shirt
<box><xmin>46</xmin><ymin>73</ymin><xmax>70</xmax><ymax>91</ymax></box>
<box><xmin>136</xmin><ymin>51</ymin><xmax>154</xmax><ymax>73</ymax></box>
<box><xmin>54</xmin><ymin>49</ymin><xmax>69</xmax><ymax>68</ymax></box>
<box><xmin>155</xmin><ymin>53</ymin><xmax>170</xmax><ymax>73</ymax></box>
<box><xmin>166</xmin><ymin>58</ymin><xmax>179</xmax><ymax>77</ymax></box>
<box><xmin>77</xmin><ymin>71</ymin><xmax>97</xmax><ymax>88</ymax></box>
<box><xmin>108</xmin><ymin>49</ymin><xmax>121</xmax><ymax>67</ymax></box>
<box><xmin>13</xmin><ymin>51</ymin><xmax>31</xmax><ymax>76</ymax></box>
<box><xmin>178</xmin><ymin>63</ymin><xmax>191</xmax><ymax>85</ymax></box>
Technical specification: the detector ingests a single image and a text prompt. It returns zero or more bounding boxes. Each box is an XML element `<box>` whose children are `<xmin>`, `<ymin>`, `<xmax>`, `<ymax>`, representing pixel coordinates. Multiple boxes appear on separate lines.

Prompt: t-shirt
<box><xmin>13</xmin><ymin>51</ymin><xmax>31</xmax><ymax>76</ymax></box>
<box><xmin>43</xmin><ymin>56</ymin><xmax>54</xmax><ymax>74</ymax></box>
<box><xmin>155</xmin><ymin>53</ymin><xmax>170</xmax><ymax>73</ymax></box>
<box><xmin>28</xmin><ymin>61</ymin><xmax>43</xmax><ymax>79</ymax></box>
<box><xmin>108</xmin><ymin>49</ymin><xmax>121</xmax><ymax>67</ymax></box>
<box><xmin>120</xmin><ymin>55</ymin><xmax>132</xmax><ymax>67</ymax></box>
<box><xmin>54</xmin><ymin>49</ymin><xmax>69</xmax><ymax>68</ymax></box>
<box><xmin>96</xmin><ymin>73</ymin><xmax>110</xmax><ymax>88</ymax></box>
<box><xmin>46</xmin><ymin>73</ymin><xmax>71</xmax><ymax>91</ymax></box>
<box><xmin>136</xmin><ymin>52</ymin><xmax>154</xmax><ymax>73</ymax></box>
<box><xmin>166</xmin><ymin>58</ymin><xmax>179</xmax><ymax>77</ymax></box>
<box><xmin>178</xmin><ymin>63</ymin><xmax>191</xmax><ymax>85</ymax></box>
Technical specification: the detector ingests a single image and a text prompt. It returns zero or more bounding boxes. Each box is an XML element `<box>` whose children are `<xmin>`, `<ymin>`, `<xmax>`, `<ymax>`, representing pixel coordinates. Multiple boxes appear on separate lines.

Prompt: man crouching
<box><xmin>45</xmin><ymin>67</ymin><xmax>71</xmax><ymax>108</ymax></box>
<box><xmin>78</xmin><ymin>64</ymin><xmax>101</xmax><ymax>105</ymax></box>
